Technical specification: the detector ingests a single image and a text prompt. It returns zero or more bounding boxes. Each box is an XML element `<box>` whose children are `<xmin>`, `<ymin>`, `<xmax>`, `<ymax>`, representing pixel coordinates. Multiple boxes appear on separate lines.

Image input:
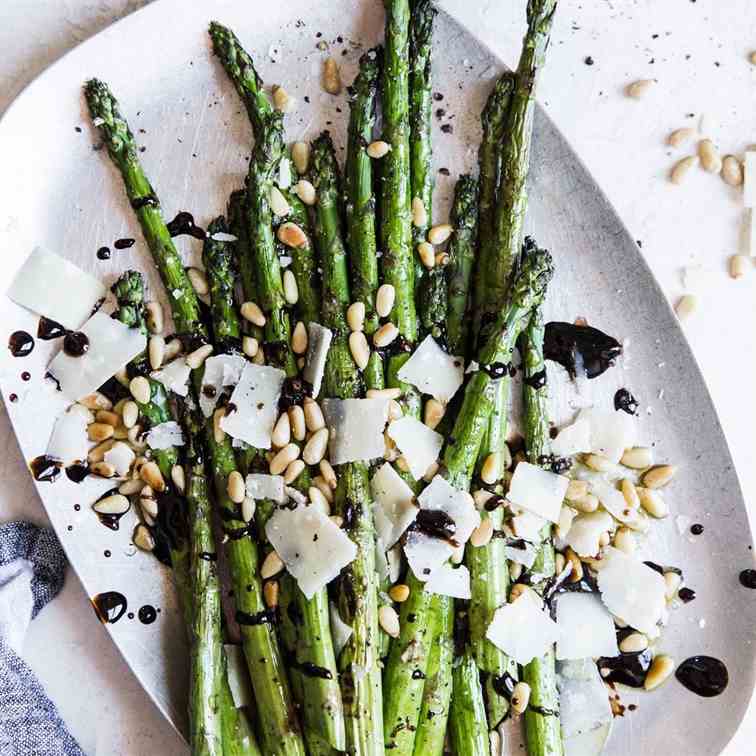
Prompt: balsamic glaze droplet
<box><xmin>675</xmin><ymin>656</ymin><xmax>728</xmax><ymax>697</ymax></box>
<box><xmin>414</xmin><ymin>509</ymin><xmax>458</xmax><ymax>545</ymax></box>
<box><xmin>138</xmin><ymin>605</ymin><xmax>158</xmax><ymax>624</ymax></box>
<box><xmin>37</xmin><ymin>316</ymin><xmax>67</xmax><ymax>340</ymax></box>
<box><xmin>21</xmin><ymin>371</ymin><xmax>31</xmax><ymax>381</ymax></box>
<box><xmin>678</xmin><ymin>587</ymin><xmax>696</xmax><ymax>603</ymax></box>
<box><xmin>9</xmin><ymin>393</ymin><xmax>18</xmax><ymax>403</ymax></box>
<box><xmin>739</xmin><ymin>569</ymin><xmax>756</xmax><ymax>589</ymax></box>
<box><xmin>30</xmin><ymin>455</ymin><xmax>62</xmax><ymax>483</ymax></box>
<box><xmin>166</xmin><ymin>211</ymin><xmax>206</xmax><ymax>240</ymax></box>
<box><xmin>96</xmin><ymin>246</ymin><xmax>111</xmax><ymax>260</ymax></box>
<box><xmin>8</xmin><ymin>330</ymin><xmax>34</xmax><ymax>357</ymax></box>
<box><xmin>92</xmin><ymin>591</ymin><xmax>128</xmax><ymax>624</ymax></box>
<box><xmin>114</xmin><ymin>238</ymin><xmax>136</xmax><ymax>250</ymax></box>
<box><xmin>690</xmin><ymin>523</ymin><xmax>704</xmax><ymax>536</ymax></box>
<box><xmin>544</xmin><ymin>322</ymin><xmax>622</xmax><ymax>379</ymax></box>
<box><xmin>63</xmin><ymin>331</ymin><xmax>89</xmax><ymax>357</ymax></box>
<box><xmin>614</xmin><ymin>387</ymin><xmax>639</xmax><ymax>415</ymax></box>
<box><xmin>65</xmin><ymin>463</ymin><xmax>90</xmax><ymax>483</ymax></box>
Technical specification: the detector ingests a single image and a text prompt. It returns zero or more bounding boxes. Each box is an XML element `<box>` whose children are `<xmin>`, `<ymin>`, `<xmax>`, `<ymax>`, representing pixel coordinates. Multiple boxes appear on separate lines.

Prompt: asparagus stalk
<box><xmin>345</xmin><ymin>48</ymin><xmax>384</xmax><ymax>391</ymax></box>
<box><xmin>310</xmin><ymin>132</ymin><xmax>384</xmax><ymax>756</ymax></box>
<box><xmin>449</xmin><ymin>645</ymin><xmax>490</xmax><ymax>756</ymax></box>
<box><xmin>85</xmin><ymin>80</ymin><xmax>304</xmax><ymax>756</ymax></box>
<box><xmin>521</xmin><ymin>304</ymin><xmax>563</xmax><ymax>756</ymax></box>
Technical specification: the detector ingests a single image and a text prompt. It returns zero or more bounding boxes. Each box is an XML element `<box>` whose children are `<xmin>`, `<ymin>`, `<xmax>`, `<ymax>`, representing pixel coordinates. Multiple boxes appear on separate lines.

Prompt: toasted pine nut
<box><xmin>347</xmin><ymin>302</ymin><xmax>366</xmax><ymax>332</ymax></box>
<box><xmin>79</xmin><ymin>391</ymin><xmax>113</xmax><ymax>411</ymax></box>
<box><xmin>242</xmin><ymin>336</ymin><xmax>259</xmax><ymax>358</ymax></box>
<box><xmin>118</xmin><ymin>478</ymin><xmax>143</xmax><ymax>496</ymax></box>
<box><xmin>621</xmin><ymin>446</ymin><xmax>653</xmax><ymax>469</ymax></box>
<box><xmin>213</xmin><ymin>408</ymin><xmax>226</xmax><ymax>444</ymax></box>
<box><xmin>283</xmin><ymin>459</ymin><xmax>306</xmax><ymax>485</ymax></box>
<box><xmin>270</xmin><ymin>444</ymin><xmax>301</xmax><ymax>475</ymax></box>
<box><xmin>644</xmin><ymin>654</ymin><xmax>675</xmax><ymax>691</ymax></box>
<box><xmin>626</xmin><ymin>79</ymin><xmax>654</xmax><ymax>99</ymax></box>
<box><xmin>470</xmin><ymin>517</ymin><xmax>494</xmax><ymax>547</ymax></box>
<box><xmin>367</xmin><ymin>387</ymin><xmax>402</xmax><ymax>400</ymax></box>
<box><xmin>312</xmin><ymin>475</ymin><xmax>334</xmax><ymax>503</ymax></box>
<box><xmin>565</xmin><ymin>479</ymin><xmax>589</xmax><ymax>501</ymax></box>
<box><xmin>621</xmin><ymin>479</ymin><xmax>641</xmax><ymax>510</ymax></box>
<box><xmin>367</xmin><ymin>140</ymin><xmax>391</xmax><ymax>159</ymax></box>
<box><xmin>511</xmin><ymin>682</ymin><xmax>531</xmax><ymax>715</ymax></box>
<box><xmin>308</xmin><ymin>486</ymin><xmax>330</xmax><ymax>515</ymax></box>
<box><xmin>148</xmin><ymin>335</ymin><xmax>165</xmax><ymax>370</ymax></box>
<box><xmin>282</xmin><ymin>270</ymin><xmax>299</xmax><ymax>305</ymax></box>
<box><xmin>129</xmin><ymin>376</ymin><xmax>151</xmax><ymax>404</ymax></box>
<box><xmin>288</xmin><ymin>406</ymin><xmax>306</xmax><ymax>441</ymax></box>
<box><xmin>389</xmin><ymin>583</ymin><xmax>410</xmax><ymax>602</ymax></box>
<box><xmin>670</xmin><ymin>156</ymin><xmax>698</xmax><ymax>185</ymax></box>
<box><xmin>303</xmin><ymin>428</ymin><xmax>329</xmax><ymax>465</ymax></box>
<box><xmin>698</xmin><ymin>139</ymin><xmax>722</xmax><ymax>173</ymax></box>
<box><xmin>729</xmin><ymin>254</ymin><xmax>749</xmax><ymax>280</ymax></box>
<box><xmin>481</xmin><ymin>453</ymin><xmax>501</xmax><ymax>485</ymax></box>
<box><xmin>291</xmin><ymin>321</ymin><xmax>308</xmax><ymax>355</ymax></box>
<box><xmin>171</xmin><ymin>464</ymin><xmax>186</xmax><ymax>493</ymax></box>
<box><xmin>343</xmin><ymin>333</ymin><xmax>369</xmax><ymax>373</ymax></box>
<box><xmin>96</xmin><ymin>410</ymin><xmax>120</xmax><ymax>427</ymax></box>
<box><xmin>428</xmin><ymin>223</ymin><xmax>453</xmax><ymax>245</ymax></box>
<box><xmin>509</xmin><ymin>583</ymin><xmax>527</xmax><ymax>602</ymax></box>
<box><xmin>667</xmin><ymin>128</ymin><xmax>696</xmax><ymax>148</ymax></box>
<box><xmin>323</xmin><ymin>57</ymin><xmax>342</xmax><ymax>95</ymax></box>
<box><xmin>122</xmin><ymin>401</ymin><xmax>139</xmax><ymax>429</ymax></box>
<box><xmin>583</xmin><ymin>453</ymin><xmax>613</xmax><ymax>472</ymax></box>
<box><xmin>264</xmin><ymin>580</ymin><xmax>279</xmax><ymax>608</ymax></box>
<box><xmin>261</xmin><ymin>550</ymin><xmax>285</xmax><ymax>579</ymax></box>
<box><xmin>294</xmin><ymin>179</ymin><xmax>316</xmax><ymax>206</ymax></box>
<box><xmin>411</xmin><ymin>197</ymin><xmax>428</xmax><ymax>228</ymax></box>
<box><xmin>417</xmin><ymin>241</ymin><xmax>435</xmax><ymax>268</ymax></box>
<box><xmin>642</xmin><ymin>464</ymin><xmax>677</xmax><ymax>489</ymax></box>
<box><xmin>721</xmin><ymin>155</ymin><xmax>744</xmax><ymax>187</ymax></box>
<box><xmin>290</xmin><ymin>141</ymin><xmax>310</xmax><ymax>175</ymax></box>
<box><xmin>145</xmin><ymin>301</ymin><xmax>164</xmax><ymax>334</ymax></box>
<box><xmin>187</xmin><ymin>267</ymin><xmax>209</xmax><ymax>296</ymax></box>
<box><xmin>388</xmin><ymin>400</ymin><xmax>403</xmax><ymax>421</ymax></box>
<box><xmin>620</xmin><ymin>632</ymin><xmax>648</xmax><ymax>654</ymax></box>
<box><xmin>510</xmin><ymin>561</ymin><xmax>524</xmax><ymax>581</ymax></box>
<box><xmin>378</xmin><ymin>605</ymin><xmax>400</xmax><ymax>637</ymax></box>
<box><xmin>319</xmin><ymin>459</ymin><xmax>338</xmax><ymax>489</ymax></box>
<box><xmin>241</xmin><ymin>301</ymin><xmax>266</xmax><ymax>327</ymax></box>
<box><xmin>565</xmin><ymin>547</ymin><xmax>584</xmax><ymax>583</ymax></box>
<box><xmin>303</xmin><ymin>398</ymin><xmax>326</xmax><ymax>431</ymax></box>
<box><xmin>270</xmin><ymin>185</ymin><xmax>291</xmax><ymax>216</ymax></box>
<box><xmin>375</xmin><ymin>284</ymin><xmax>396</xmax><ymax>318</ymax></box>
<box><xmin>187</xmin><ymin>344</ymin><xmax>214</xmax><ymax>370</ymax></box>
<box><xmin>396</xmin><ymin>456</ymin><xmax>410</xmax><ymax>474</ymax></box>
<box><xmin>164</xmin><ymin>337</ymin><xmax>183</xmax><ymax>361</ymax></box>
<box><xmin>664</xmin><ymin>570</ymin><xmax>682</xmax><ymax>600</ymax></box>
<box><xmin>422</xmin><ymin>461</ymin><xmax>440</xmax><ymax>482</ymax></box>
<box><xmin>272</xmin><ymin>85</ymin><xmax>294</xmax><ymax>113</ymax></box>
<box><xmin>637</xmin><ymin>487</ymin><xmax>669</xmax><ymax>518</ymax></box>
<box><xmin>613</xmin><ymin>526</ymin><xmax>636</xmax><ymax>555</ymax></box>
<box><xmin>272</xmin><ymin>413</ymin><xmax>291</xmax><ymax>448</ymax></box>
<box><xmin>435</xmin><ymin>251</ymin><xmax>450</xmax><ymax>267</ymax></box>
<box><xmin>227</xmin><ymin>471</ymin><xmax>246</xmax><ymax>504</ymax></box>
<box><xmin>88</xmin><ymin>439</ymin><xmax>114</xmax><ymax>463</ymax></box>
<box><xmin>473</xmin><ymin>489</ymin><xmax>494</xmax><ymax>510</ymax></box>
<box><xmin>373</xmin><ymin>322</ymin><xmax>399</xmax><ymax>348</ymax></box>
<box><xmin>140</xmin><ymin>461</ymin><xmax>165</xmax><ymax>492</ymax></box>
<box><xmin>423</xmin><ymin>398</ymin><xmax>445</xmax><ymax>430</ymax></box>
<box><xmin>88</xmin><ymin>422</ymin><xmax>115</xmax><ymax>442</ymax></box>
<box><xmin>133</xmin><ymin>524</ymin><xmax>155</xmax><ymax>552</ymax></box>
<box><xmin>277</xmin><ymin>221</ymin><xmax>308</xmax><ymax>248</ymax></box>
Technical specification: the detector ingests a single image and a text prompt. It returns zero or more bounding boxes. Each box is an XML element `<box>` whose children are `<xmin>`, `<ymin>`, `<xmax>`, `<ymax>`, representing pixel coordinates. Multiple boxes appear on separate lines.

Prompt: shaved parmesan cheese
<box><xmin>46</xmin><ymin>409</ymin><xmax>88</xmax><ymax>464</ymax></box>
<box><xmin>8</xmin><ymin>247</ymin><xmax>106</xmax><ymax>330</ymax></box>
<box><xmin>503</xmin><ymin>539</ymin><xmax>538</xmax><ymax>568</ymax></box>
<box><xmin>566</xmin><ymin>510</ymin><xmax>613</xmax><ymax>557</ymax></box>
<box><xmin>745</xmin><ymin>151</ymin><xmax>756</xmax><ymax>208</ymax></box>
<box><xmin>278</xmin><ymin>157</ymin><xmax>292</xmax><ymax>189</ymax></box>
<box><xmin>199</xmin><ymin>354</ymin><xmax>246</xmax><ymax>417</ymax></box>
<box><xmin>404</xmin><ymin>531</ymin><xmax>453</xmax><ymax>581</ymax></box>
<box><xmin>556</xmin><ymin>593</ymin><xmax>619</xmax><ymax>660</ymax></box>
<box><xmin>220</xmin><ymin>363</ymin><xmax>286</xmax><ymax>449</ymax></box>
<box><xmin>579</xmin><ymin>408</ymin><xmax>637</xmax><ymax>463</ymax></box>
<box><xmin>486</xmin><ymin>590</ymin><xmax>560</xmax><ymax>665</ymax></box>
<box><xmin>48</xmin><ymin>312</ymin><xmax>146</xmax><ymax>401</ymax></box>
<box><xmin>104</xmin><ymin>442</ymin><xmax>135</xmax><ymax>477</ymax></box>
<box><xmin>285</xmin><ymin>487</ymin><xmax>308</xmax><ymax>507</ymax></box>
<box><xmin>563</xmin><ymin>725</ymin><xmax>612</xmax><ymax>756</ymax></box>
<box><xmin>322</xmin><ymin>398</ymin><xmax>389</xmax><ymax>464</ymax></box>
<box><xmin>151</xmin><ymin>358</ymin><xmax>192</xmax><ymax>397</ymax></box>
<box><xmin>303</xmin><ymin>323</ymin><xmax>332</xmax><ymax>398</ymax></box>
<box><xmin>510</xmin><ymin>510</ymin><xmax>548</xmax><ymax>542</ymax></box>
<box><xmin>426</xmin><ymin>563</ymin><xmax>471</xmax><ymax>599</ymax></box>
<box><xmin>371</xmin><ymin>462</ymin><xmax>417</xmax><ymax>548</ymax></box>
<box><xmin>551</xmin><ymin>417</ymin><xmax>591</xmax><ymax>457</ymax></box>
<box><xmin>590</xmin><ymin>480</ymin><xmax>641</xmax><ymax>526</ymax></box>
<box><xmin>387</xmin><ymin>544</ymin><xmax>402</xmax><ymax>583</ymax></box>
<box><xmin>245</xmin><ymin>474</ymin><xmax>286</xmax><ymax>503</ymax></box>
<box><xmin>329</xmin><ymin>602</ymin><xmax>353</xmax><ymax>657</ymax></box>
<box><xmin>266</xmin><ymin>504</ymin><xmax>357</xmax><ymax>599</ymax></box>
<box><xmin>508</xmin><ymin>462</ymin><xmax>569</xmax><ymax>523</ymax></box>
<box><xmin>224</xmin><ymin>644</ymin><xmax>253</xmax><ymax>708</ymax></box>
<box><xmin>397</xmin><ymin>335</ymin><xmax>464</xmax><ymax>403</ymax></box>
<box><xmin>146</xmin><ymin>421</ymin><xmax>185</xmax><ymax>450</ymax></box>
<box><xmin>387</xmin><ymin>417</ymin><xmax>443</xmax><ymax>480</ymax></box>
<box><xmin>597</xmin><ymin>547</ymin><xmax>666</xmax><ymax>635</ymax></box>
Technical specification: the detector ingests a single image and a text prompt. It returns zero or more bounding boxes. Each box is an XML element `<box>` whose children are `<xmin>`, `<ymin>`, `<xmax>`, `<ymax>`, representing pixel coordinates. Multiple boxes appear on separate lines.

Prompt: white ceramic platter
<box><xmin>0</xmin><ymin>0</ymin><xmax>753</xmax><ymax>752</ymax></box>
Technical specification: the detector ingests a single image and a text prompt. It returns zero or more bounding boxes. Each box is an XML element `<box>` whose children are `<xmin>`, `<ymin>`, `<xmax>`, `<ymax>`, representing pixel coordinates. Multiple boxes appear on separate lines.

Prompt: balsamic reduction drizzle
<box><xmin>167</xmin><ymin>211</ymin><xmax>206</xmax><ymax>240</ymax></box>
<box><xmin>92</xmin><ymin>591</ymin><xmax>128</xmax><ymax>624</ymax></box>
<box><xmin>65</xmin><ymin>463</ymin><xmax>90</xmax><ymax>483</ymax></box>
<box><xmin>96</xmin><ymin>246</ymin><xmax>111</xmax><ymax>260</ymax></box>
<box><xmin>614</xmin><ymin>388</ymin><xmax>639</xmax><ymax>415</ymax></box>
<box><xmin>675</xmin><ymin>656</ymin><xmax>728</xmax><ymax>697</ymax></box>
<box><xmin>114</xmin><ymin>238</ymin><xmax>136</xmax><ymax>249</ymax></box>
<box><xmin>30</xmin><ymin>455</ymin><xmax>62</xmax><ymax>483</ymax></box>
<box><xmin>543</xmin><ymin>322</ymin><xmax>622</xmax><ymax>379</ymax></box>
<box><xmin>8</xmin><ymin>331</ymin><xmax>34</xmax><ymax>357</ymax></box>
<box><xmin>37</xmin><ymin>317</ymin><xmax>66</xmax><ymax>340</ymax></box>
<box><xmin>63</xmin><ymin>331</ymin><xmax>89</xmax><ymax>357</ymax></box>
<box><xmin>738</xmin><ymin>569</ymin><xmax>756</xmax><ymax>589</ymax></box>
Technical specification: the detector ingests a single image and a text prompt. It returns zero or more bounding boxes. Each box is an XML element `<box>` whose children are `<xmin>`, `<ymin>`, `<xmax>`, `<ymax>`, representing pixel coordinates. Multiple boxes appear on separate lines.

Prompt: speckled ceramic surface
<box><xmin>0</xmin><ymin>0</ymin><xmax>753</xmax><ymax>752</ymax></box>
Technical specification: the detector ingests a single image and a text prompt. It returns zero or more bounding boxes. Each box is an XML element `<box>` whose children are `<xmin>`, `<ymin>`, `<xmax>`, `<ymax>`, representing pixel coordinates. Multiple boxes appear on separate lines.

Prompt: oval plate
<box><xmin>0</xmin><ymin>0</ymin><xmax>753</xmax><ymax>751</ymax></box>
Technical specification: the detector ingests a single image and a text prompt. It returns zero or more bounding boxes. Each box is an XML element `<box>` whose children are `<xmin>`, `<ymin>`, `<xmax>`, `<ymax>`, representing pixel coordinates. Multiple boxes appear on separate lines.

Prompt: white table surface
<box><xmin>1</xmin><ymin>0</ymin><xmax>754</xmax><ymax>754</ymax></box>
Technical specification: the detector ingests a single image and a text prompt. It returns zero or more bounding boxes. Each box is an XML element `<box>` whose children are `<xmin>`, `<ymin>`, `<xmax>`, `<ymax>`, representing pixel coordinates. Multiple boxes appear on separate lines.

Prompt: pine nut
<box><xmin>698</xmin><ymin>139</ymin><xmax>722</xmax><ymax>173</ymax></box>
<box><xmin>411</xmin><ymin>197</ymin><xmax>428</xmax><ymax>228</ymax></box>
<box><xmin>583</xmin><ymin>453</ymin><xmax>613</xmax><ymax>472</ymax></box>
<box><xmin>272</xmin><ymin>412</ymin><xmax>291</xmax><ymax>448</ymax></box>
<box><xmin>187</xmin><ymin>267</ymin><xmax>209</xmax><ymax>296</ymax></box>
<box><xmin>294</xmin><ymin>179</ymin><xmax>316</xmax><ymax>206</ymax></box>
<box><xmin>227</xmin><ymin>470</ymin><xmax>246</xmax><ymax>504</ymax></box>
<box><xmin>319</xmin><ymin>459</ymin><xmax>337</xmax><ymax>489</ymax></box>
<box><xmin>348</xmin><ymin>331</ymin><xmax>370</xmax><ymax>370</ymax></box>
<box><xmin>95</xmin><ymin>410</ymin><xmax>120</xmax><ymax>427</ymax></box>
<box><xmin>729</xmin><ymin>254</ymin><xmax>749</xmax><ymax>279</ymax></box>
<box><xmin>613</xmin><ymin>526</ymin><xmax>636</xmax><ymax>554</ymax></box>
<box><xmin>254</xmin><ymin>350</ymin><xmax>266</xmax><ymax>365</ymax></box>
<box><xmin>489</xmin><ymin>730</ymin><xmax>501</xmax><ymax>755</ymax></box>
<box><xmin>283</xmin><ymin>269</ymin><xmax>299</xmax><ymax>304</ymax></box>
<box><xmin>323</xmin><ymin>57</ymin><xmax>342</xmax><ymax>95</ymax></box>
<box><xmin>145</xmin><ymin>301</ymin><xmax>164</xmax><ymax>334</ymax></box>
<box><xmin>330</xmin><ymin>515</ymin><xmax>344</xmax><ymax>528</ymax></box>
<box><xmin>565</xmin><ymin>547</ymin><xmax>584</xmax><ymax>583</ymax></box>
<box><xmin>79</xmin><ymin>392</ymin><xmax>113</xmax><ymax>411</ymax></box>
<box><xmin>187</xmin><ymin>343</ymin><xmax>214</xmax><ymax>370</ymax></box>
<box><xmin>140</xmin><ymin>461</ymin><xmax>166</xmax><ymax>492</ymax></box>
<box><xmin>642</xmin><ymin>464</ymin><xmax>677</xmax><ymax>489</ymax></box>
<box><xmin>481</xmin><ymin>453</ymin><xmax>500</xmax><ymax>485</ymax></box>
<box><xmin>378</xmin><ymin>605</ymin><xmax>400</xmax><ymax>638</ymax></box>
<box><xmin>261</xmin><ymin>550</ymin><xmax>284</xmax><ymax>579</ymax></box>
<box><xmin>664</xmin><ymin>570</ymin><xmax>682</xmax><ymax>600</ymax></box>
<box><xmin>283</xmin><ymin>459</ymin><xmax>306</xmax><ymax>485</ymax></box>
<box><xmin>367</xmin><ymin>140</ymin><xmax>391</xmax><ymax>159</ymax></box>
<box><xmin>88</xmin><ymin>439</ymin><xmax>114</xmax><ymax>463</ymax></box>
<box><xmin>270</xmin><ymin>185</ymin><xmax>291</xmax><ymax>217</ymax></box>
<box><xmin>626</xmin><ymin>79</ymin><xmax>654</xmax><ymax>99</ymax></box>
<box><xmin>133</xmin><ymin>524</ymin><xmax>155</xmax><ymax>552</ymax></box>
<box><xmin>288</xmin><ymin>406</ymin><xmax>306</xmax><ymax>441</ymax></box>
<box><xmin>428</xmin><ymin>223</ymin><xmax>453</xmax><ymax>245</ymax></box>
<box><xmin>270</xmin><ymin>443</ymin><xmax>301</xmax><ymax>475</ymax></box>
<box><xmin>423</xmin><ymin>461</ymin><xmax>440</xmax><ymax>482</ymax></box>
<box><xmin>213</xmin><ymin>408</ymin><xmax>226</xmax><ymax>443</ymax></box>
<box><xmin>272</xmin><ymin>85</ymin><xmax>294</xmax><ymax>113</ymax></box>
<box><xmin>509</xmin><ymin>583</ymin><xmax>527</xmax><ymax>602</ymax></box>
<box><xmin>388</xmin><ymin>400</ymin><xmax>403</xmax><ymax>421</ymax></box>
<box><xmin>148</xmin><ymin>335</ymin><xmax>165</xmax><ymax>370</ymax></box>
<box><xmin>667</xmin><ymin>128</ymin><xmax>696</xmax><ymax>148</ymax></box>
<box><xmin>303</xmin><ymin>428</ymin><xmax>329</xmax><ymax>465</ymax></box>
<box><xmin>171</xmin><ymin>464</ymin><xmax>186</xmax><ymax>493</ymax></box>
<box><xmin>721</xmin><ymin>155</ymin><xmax>744</xmax><ymax>187</ymax></box>
<box><xmin>375</xmin><ymin>284</ymin><xmax>396</xmax><ymax>318</ymax></box>
<box><xmin>470</xmin><ymin>516</ymin><xmax>494</xmax><ymax>547</ymax></box>
<box><xmin>435</xmin><ymin>251</ymin><xmax>449</xmax><ymax>267</ymax></box>
<box><xmin>277</xmin><ymin>222</ymin><xmax>308</xmax><ymax>248</ymax></box>
<box><xmin>637</xmin><ymin>487</ymin><xmax>669</xmax><ymax>518</ymax></box>
<box><xmin>367</xmin><ymin>388</ymin><xmax>402</xmax><ymax>400</ymax></box>
<box><xmin>122</xmin><ymin>401</ymin><xmax>139</xmax><ymax>429</ymax></box>
<box><xmin>670</xmin><ymin>156</ymin><xmax>698</xmax><ymax>185</ymax></box>
<box><xmin>620</xmin><ymin>632</ymin><xmax>648</xmax><ymax>654</ymax></box>
<box><xmin>644</xmin><ymin>654</ymin><xmax>675</xmax><ymax>691</ymax></box>
<box><xmin>347</xmin><ymin>302</ymin><xmax>366</xmax><ymax>332</ymax></box>
<box><xmin>621</xmin><ymin>479</ymin><xmax>641</xmax><ymax>510</ymax></box>
<box><xmin>565</xmin><ymin>479</ymin><xmax>589</xmax><ymax>502</ymax></box>
<box><xmin>621</xmin><ymin>446</ymin><xmax>653</xmax><ymax>469</ymax></box>
<box><xmin>242</xmin><ymin>336</ymin><xmax>259</xmax><ymax>358</ymax></box>
<box><xmin>164</xmin><ymin>337</ymin><xmax>183</xmax><ymax>361</ymax></box>
<box><xmin>598</xmin><ymin>530</ymin><xmax>611</xmax><ymax>547</ymax></box>
<box><xmin>389</xmin><ymin>583</ymin><xmax>410</xmax><ymax>602</ymax></box>
<box><xmin>112</xmin><ymin>424</ymin><xmax>129</xmax><ymax>440</ymax></box>
<box><xmin>473</xmin><ymin>489</ymin><xmax>494</xmax><ymax>510</ymax></box>
<box><xmin>118</xmin><ymin>478</ymin><xmax>143</xmax><ymax>496</ymax></box>
<box><xmin>292</xmin><ymin>141</ymin><xmax>310</xmax><ymax>174</ymax></box>
<box><xmin>140</xmin><ymin>494</ymin><xmax>158</xmax><ymax>519</ymax></box>
<box><xmin>91</xmin><ymin>461</ymin><xmax>116</xmax><ymax>478</ymax></box>
<box><xmin>93</xmin><ymin>493</ymin><xmax>130</xmax><ymax>514</ymax></box>
<box><xmin>511</xmin><ymin>682</ymin><xmax>531</xmax><ymax>715</ymax></box>
<box><xmin>291</xmin><ymin>321</ymin><xmax>308</xmax><ymax>354</ymax></box>
<box><xmin>303</xmin><ymin>398</ymin><xmax>326</xmax><ymax>431</ymax></box>
<box><xmin>417</xmin><ymin>241</ymin><xmax>435</xmax><ymax>268</ymax></box>
<box><xmin>264</xmin><ymin>580</ymin><xmax>280</xmax><ymax>608</ymax></box>
<box><xmin>309</xmin><ymin>486</ymin><xmax>330</xmax><ymax>515</ymax></box>
<box><xmin>241</xmin><ymin>301</ymin><xmax>266</xmax><ymax>327</ymax></box>
<box><xmin>373</xmin><ymin>322</ymin><xmax>399</xmax><ymax>348</ymax></box>
<box><xmin>312</xmin><ymin>476</ymin><xmax>334</xmax><ymax>503</ymax></box>
<box><xmin>129</xmin><ymin>376</ymin><xmax>151</xmax><ymax>404</ymax></box>
<box><xmin>423</xmin><ymin>398</ymin><xmax>445</xmax><ymax>430</ymax></box>
<box><xmin>127</xmin><ymin>425</ymin><xmax>146</xmax><ymax>450</ymax></box>
<box><xmin>510</xmin><ymin>561</ymin><xmax>524</xmax><ymax>581</ymax></box>
<box><xmin>88</xmin><ymin>422</ymin><xmax>114</xmax><ymax>442</ymax></box>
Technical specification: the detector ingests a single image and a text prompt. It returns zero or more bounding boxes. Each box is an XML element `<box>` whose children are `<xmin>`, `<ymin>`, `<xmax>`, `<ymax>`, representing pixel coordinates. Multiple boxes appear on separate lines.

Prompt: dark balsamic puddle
<box><xmin>675</xmin><ymin>656</ymin><xmax>728</xmax><ymax>697</ymax></box>
<box><xmin>138</xmin><ymin>605</ymin><xmax>158</xmax><ymax>624</ymax></box>
<box><xmin>544</xmin><ymin>321</ymin><xmax>622</xmax><ymax>379</ymax></box>
<box><xmin>8</xmin><ymin>330</ymin><xmax>34</xmax><ymax>357</ymax></box>
<box><xmin>30</xmin><ymin>455</ymin><xmax>62</xmax><ymax>483</ymax></box>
